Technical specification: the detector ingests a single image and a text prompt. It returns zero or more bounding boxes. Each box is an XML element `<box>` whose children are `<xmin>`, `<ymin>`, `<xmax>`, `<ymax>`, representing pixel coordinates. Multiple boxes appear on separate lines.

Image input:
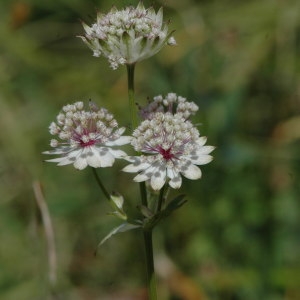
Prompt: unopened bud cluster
<box><xmin>132</xmin><ymin>112</ymin><xmax>198</xmax><ymax>153</ymax></box>
<box><xmin>80</xmin><ymin>2</ymin><xmax>176</xmax><ymax>69</ymax></box>
<box><xmin>139</xmin><ymin>93</ymin><xmax>199</xmax><ymax>120</ymax></box>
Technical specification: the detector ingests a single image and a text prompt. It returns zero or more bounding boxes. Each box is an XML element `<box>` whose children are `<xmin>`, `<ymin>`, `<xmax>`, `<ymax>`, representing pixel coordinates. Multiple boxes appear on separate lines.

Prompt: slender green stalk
<box><xmin>143</xmin><ymin>230</ymin><xmax>157</xmax><ymax>300</ymax></box>
<box><xmin>126</xmin><ymin>63</ymin><xmax>157</xmax><ymax>299</ymax></box>
<box><xmin>127</xmin><ymin>63</ymin><xmax>148</xmax><ymax>207</ymax></box>
<box><xmin>140</xmin><ymin>181</ymin><xmax>148</xmax><ymax>207</ymax></box>
<box><xmin>156</xmin><ymin>184</ymin><xmax>166</xmax><ymax>213</ymax></box>
<box><xmin>127</xmin><ymin>64</ymin><xmax>138</xmax><ymax>129</ymax></box>
<box><xmin>91</xmin><ymin>168</ymin><xmax>110</xmax><ymax>200</ymax></box>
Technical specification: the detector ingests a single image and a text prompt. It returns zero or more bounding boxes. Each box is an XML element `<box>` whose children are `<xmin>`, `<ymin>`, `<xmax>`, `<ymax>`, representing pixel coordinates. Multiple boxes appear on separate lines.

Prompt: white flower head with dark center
<box><xmin>79</xmin><ymin>2</ymin><xmax>176</xmax><ymax>69</ymax></box>
<box><xmin>123</xmin><ymin>112</ymin><xmax>214</xmax><ymax>190</ymax></box>
<box><xmin>43</xmin><ymin>101</ymin><xmax>131</xmax><ymax>170</ymax></box>
<box><xmin>139</xmin><ymin>93</ymin><xmax>199</xmax><ymax>120</ymax></box>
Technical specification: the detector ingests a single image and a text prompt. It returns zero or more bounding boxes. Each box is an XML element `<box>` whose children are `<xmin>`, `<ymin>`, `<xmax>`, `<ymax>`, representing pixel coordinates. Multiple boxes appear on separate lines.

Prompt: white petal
<box><xmin>43</xmin><ymin>146</ymin><xmax>73</xmax><ymax>155</ymax></box>
<box><xmin>71</xmin><ymin>148</ymin><xmax>95</xmax><ymax>169</ymax></box>
<box><xmin>123</xmin><ymin>156</ymin><xmax>142</xmax><ymax>163</ymax></box>
<box><xmin>134</xmin><ymin>173</ymin><xmax>150</xmax><ymax>182</ymax></box>
<box><xmin>45</xmin><ymin>149</ymin><xmax>82</xmax><ymax>166</ymax></box>
<box><xmin>169</xmin><ymin>175</ymin><xmax>182</xmax><ymax>189</ymax></box>
<box><xmin>115</xmin><ymin>127</ymin><xmax>126</xmax><ymax>135</ymax></box>
<box><xmin>167</xmin><ymin>168</ymin><xmax>182</xmax><ymax>189</ymax></box>
<box><xmin>136</xmin><ymin>1</ymin><xmax>145</xmax><ymax>11</ymax></box>
<box><xmin>45</xmin><ymin>157</ymin><xmax>67</xmax><ymax>163</ymax></box>
<box><xmin>87</xmin><ymin>156</ymin><xmax>102</xmax><ymax>168</ymax></box>
<box><xmin>66</xmin><ymin>149</ymin><xmax>83</xmax><ymax>160</ymax></box>
<box><xmin>181</xmin><ymin>163</ymin><xmax>202</xmax><ymax>180</ymax></box>
<box><xmin>123</xmin><ymin>162</ymin><xmax>150</xmax><ymax>173</ymax></box>
<box><xmin>196</xmin><ymin>136</ymin><xmax>207</xmax><ymax>147</ymax></box>
<box><xmin>195</xmin><ymin>146</ymin><xmax>215</xmax><ymax>155</ymax></box>
<box><xmin>133</xmin><ymin>161</ymin><xmax>161</xmax><ymax>182</ymax></box>
<box><xmin>86</xmin><ymin>148</ymin><xmax>103</xmax><ymax>168</ymax></box>
<box><xmin>131</xmin><ymin>37</ymin><xmax>143</xmax><ymax>59</ymax></box>
<box><xmin>82</xmin><ymin>22</ymin><xmax>93</xmax><ymax>35</ymax></box>
<box><xmin>73</xmin><ymin>155</ymin><xmax>88</xmax><ymax>170</ymax></box>
<box><xmin>106</xmin><ymin>136</ymin><xmax>132</xmax><ymax>146</ymax></box>
<box><xmin>57</xmin><ymin>157</ymin><xmax>76</xmax><ymax>166</ymax></box>
<box><xmin>150</xmin><ymin>169</ymin><xmax>166</xmax><ymax>191</ymax></box>
<box><xmin>188</xmin><ymin>154</ymin><xmax>214</xmax><ymax>165</ymax></box>
<box><xmin>155</xmin><ymin>7</ymin><xmax>163</xmax><ymax>26</ymax></box>
<box><xmin>96</xmin><ymin>147</ymin><xmax>115</xmax><ymax>167</ymax></box>
<box><xmin>109</xmin><ymin>149</ymin><xmax>128</xmax><ymax>158</ymax></box>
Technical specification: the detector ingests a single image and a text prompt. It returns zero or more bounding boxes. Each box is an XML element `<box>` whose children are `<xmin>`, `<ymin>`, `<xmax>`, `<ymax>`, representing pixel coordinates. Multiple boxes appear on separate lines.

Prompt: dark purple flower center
<box><xmin>80</xmin><ymin>139</ymin><xmax>96</xmax><ymax>147</ymax></box>
<box><xmin>159</xmin><ymin>147</ymin><xmax>174</xmax><ymax>160</ymax></box>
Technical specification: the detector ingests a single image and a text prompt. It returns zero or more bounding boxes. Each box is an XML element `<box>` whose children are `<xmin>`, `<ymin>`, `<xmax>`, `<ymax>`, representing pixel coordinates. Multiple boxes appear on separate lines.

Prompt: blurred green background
<box><xmin>0</xmin><ymin>0</ymin><xmax>300</xmax><ymax>299</ymax></box>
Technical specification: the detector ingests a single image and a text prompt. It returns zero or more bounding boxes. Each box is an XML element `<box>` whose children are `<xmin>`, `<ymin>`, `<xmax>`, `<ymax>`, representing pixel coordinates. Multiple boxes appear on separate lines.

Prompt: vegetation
<box><xmin>0</xmin><ymin>0</ymin><xmax>299</xmax><ymax>299</ymax></box>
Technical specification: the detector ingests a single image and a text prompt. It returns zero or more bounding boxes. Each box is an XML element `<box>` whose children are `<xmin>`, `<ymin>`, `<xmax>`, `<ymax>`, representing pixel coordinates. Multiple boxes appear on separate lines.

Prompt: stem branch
<box><xmin>91</xmin><ymin>168</ymin><xmax>110</xmax><ymax>200</ymax></box>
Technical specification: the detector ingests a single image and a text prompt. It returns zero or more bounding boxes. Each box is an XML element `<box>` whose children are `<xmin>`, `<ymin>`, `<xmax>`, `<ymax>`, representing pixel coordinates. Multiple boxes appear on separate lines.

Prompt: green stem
<box><xmin>156</xmin><ymin>184</ymin><xmax>166</xmax><ymax>213</ymax></box>
<box><xmin>143</xmin><ymin>230</ymin><xmax>157</xmax><ymax>300</ymax></box>
<box><xmin>140</xmin><ymin>182</ymin><xmax>148</xmax><ymax>207</ymax></box>
<box><xmin>91</xmin><ymin>168</ymin><xmax>110</xmax><ymax>201</ymax></box>
<box><xmin>127</xmin><ymin>64</ymin><xmax>138</xmax><ymax>129</ymax></box>
<box><xmin>126</xmin><ymin>63</ymin><xmax>156</xmax><ymax>299</ymax></box>
<box><xmin>127</xmin><ymin>63</ymin><xmax>147</xmax><ymax>207</ymax></box>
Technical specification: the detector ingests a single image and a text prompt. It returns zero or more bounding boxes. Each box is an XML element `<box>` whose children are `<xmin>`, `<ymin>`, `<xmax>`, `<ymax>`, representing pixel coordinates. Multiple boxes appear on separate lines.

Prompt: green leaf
<box><xmin>143</xmin><ymin>195</ymin><xmax>187</xmax><ymax>231</ymax></box>
<box><xmin>164</xmin><ymin>194</ymin><xmax>187</xmax><ymax>215</ymax></box>
<box><xmin>138</xmin><ymin>205</ymin><xmax>154</xmax><ymax>218</ymax></box>
<box><xmin>97</xmin><ymin>223</ymin><xmax>141</xmax><ymax>248</ymax></box>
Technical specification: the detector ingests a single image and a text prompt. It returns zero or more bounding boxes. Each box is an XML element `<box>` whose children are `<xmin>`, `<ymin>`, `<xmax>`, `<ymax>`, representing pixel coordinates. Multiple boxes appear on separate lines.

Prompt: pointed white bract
<box><xmin>79</xmin><ymin>2</ymin><xmax>176</xmax><ymax>69</ymax></box>
<box><xmin>123</xmin><ymin>112</ymin><xmax>214</xmax><ymax>190</ymax></box>
<box><xmin>43</xmin><ymin>101</ymin><xmax>131</xmax><ymax>170</ymax></box>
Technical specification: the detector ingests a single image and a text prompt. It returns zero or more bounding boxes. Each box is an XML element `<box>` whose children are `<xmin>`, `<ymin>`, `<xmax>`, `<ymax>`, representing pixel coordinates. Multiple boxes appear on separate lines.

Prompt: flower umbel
<box><xmin>123</xmin><ymin>112</ymin><xmax>214</xmax><ymax>190</ymax></box>
<box><xmin>139</xmin><ymin>93</ymin><xmax>199</xmax><ymax>120</ymax></box>
<box><xmin>43</xmin><ymin>101</ymin><xmax>131</xmax><ymax>170</ymax></box>
<box><xmin>79</xmin><ymin>2</ymin><xmax>176</xmax><ymax>69</ymax></box>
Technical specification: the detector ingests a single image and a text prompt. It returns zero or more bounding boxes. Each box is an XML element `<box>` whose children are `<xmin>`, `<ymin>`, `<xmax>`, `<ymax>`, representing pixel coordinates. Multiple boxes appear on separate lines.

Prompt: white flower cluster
<box><xmin>139</xmin><ymin>93</ymin><xmax>199</xmax><ymax>120</ymax></box>
<box><xmin>44</xmin><ymin>5</ymin><xmax>214</xmax><ymax>190</ymax></box>
<box><xmin>43</xmin><ymin>101</ymin><xmax>131</xmax><ymax>170</ymax></box>
<box><xmin>79</xmin><ymin>2</ymin><xmax>176</xmax><ymax>69</ymax></box>
<box><xmin>123</xmin><ymin>112</ymin><xmax>214</xmax><ymax>190</ymax></box>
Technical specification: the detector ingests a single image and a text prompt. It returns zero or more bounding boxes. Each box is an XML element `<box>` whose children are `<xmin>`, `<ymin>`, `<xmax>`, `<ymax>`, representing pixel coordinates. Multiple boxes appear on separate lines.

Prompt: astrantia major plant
<box><xmin>44</xmin><ymin>3</ymin><xmax>214</xmax><ymax>300</ymax></box>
